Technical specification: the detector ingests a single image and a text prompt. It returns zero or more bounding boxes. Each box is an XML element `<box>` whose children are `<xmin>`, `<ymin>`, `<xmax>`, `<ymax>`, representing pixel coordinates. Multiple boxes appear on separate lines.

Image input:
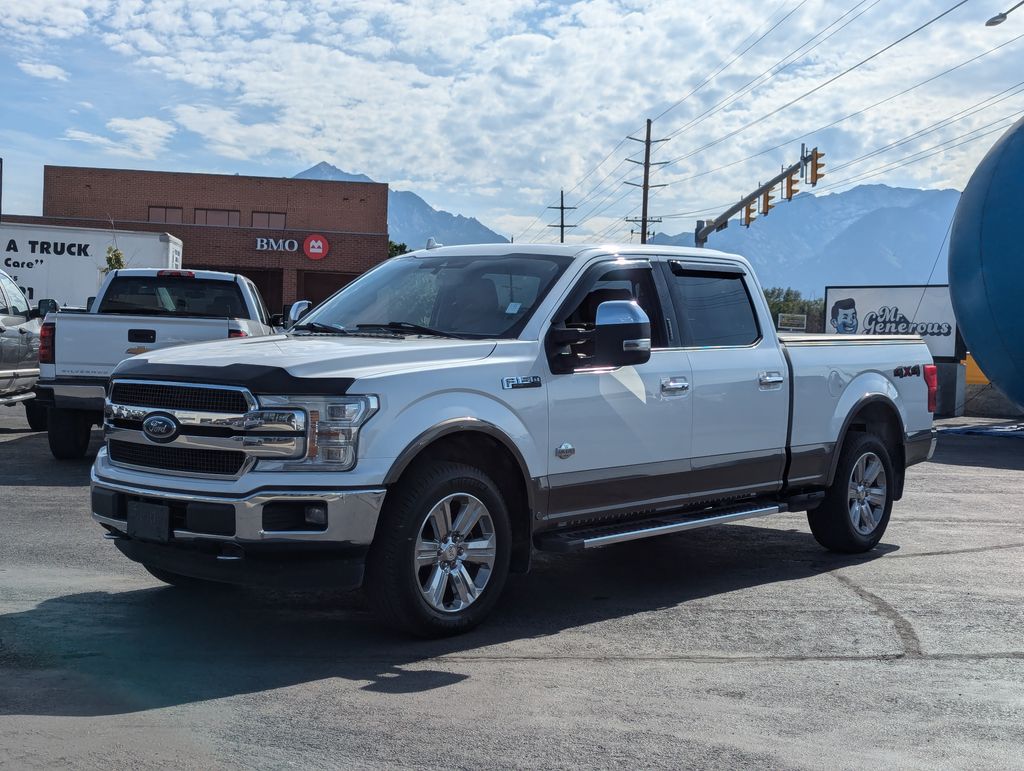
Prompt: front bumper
<box><xmin>91</xmin><ymin>465</ymin><xmax>386</xmax><ymax>589</ymax></box>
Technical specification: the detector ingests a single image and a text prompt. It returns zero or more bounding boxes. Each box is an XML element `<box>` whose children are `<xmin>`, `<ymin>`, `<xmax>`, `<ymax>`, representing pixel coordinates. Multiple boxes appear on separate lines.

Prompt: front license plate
<box><xmin>127</xmin><ymin>501</ymin><xmax>171</xmax><ymax>543</ymax></box>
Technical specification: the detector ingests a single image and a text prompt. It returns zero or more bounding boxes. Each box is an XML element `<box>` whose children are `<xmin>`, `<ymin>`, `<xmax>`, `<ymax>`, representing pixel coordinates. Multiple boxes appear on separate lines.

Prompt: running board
<box><xmin>534</xmin><ymin>501</ymin><xmax>785</xmax><ymax>553</ymax></box>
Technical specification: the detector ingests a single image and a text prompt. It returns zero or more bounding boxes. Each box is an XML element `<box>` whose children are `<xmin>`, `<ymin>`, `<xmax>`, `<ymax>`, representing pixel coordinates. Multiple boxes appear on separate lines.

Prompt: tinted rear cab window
<box><xmin>667</xmin><ymin>269</ymin><xmax>760</xmax><ymax>347</ymax></box>
<box><xmin>98</xmin><ymin>277</ymin><xmax>248</xmax><ymax>318</ymax></box>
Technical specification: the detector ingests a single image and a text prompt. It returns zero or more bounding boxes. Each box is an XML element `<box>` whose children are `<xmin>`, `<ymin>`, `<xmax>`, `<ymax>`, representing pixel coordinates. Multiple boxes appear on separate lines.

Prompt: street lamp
<box><xmin>986</xmin><ymin>0</ymin><xmax>1024</xmax><ymax>25</ymax></box>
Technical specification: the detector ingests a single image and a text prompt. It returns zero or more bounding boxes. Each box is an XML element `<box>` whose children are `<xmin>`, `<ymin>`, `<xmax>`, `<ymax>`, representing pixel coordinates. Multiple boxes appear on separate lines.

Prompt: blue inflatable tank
<box><xmin>948</xmin><ymin>116</ymin><xmax>1024</xmax><ymax>408</ymax></box>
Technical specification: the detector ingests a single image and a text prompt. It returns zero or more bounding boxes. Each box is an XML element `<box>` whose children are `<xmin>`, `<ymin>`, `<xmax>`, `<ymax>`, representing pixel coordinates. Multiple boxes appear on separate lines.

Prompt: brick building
<box><xmin>8</xmin><ymin>165</ymin><xmax>389</xmax><ymax>309</ymax></box>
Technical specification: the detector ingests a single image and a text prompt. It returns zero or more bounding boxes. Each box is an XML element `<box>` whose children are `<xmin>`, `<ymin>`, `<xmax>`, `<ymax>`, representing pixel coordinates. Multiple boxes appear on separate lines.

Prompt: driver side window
<box><xmin>564</xmin><ymin>267</ymin><xmax>667</xmax><ymax>349</ymax></box>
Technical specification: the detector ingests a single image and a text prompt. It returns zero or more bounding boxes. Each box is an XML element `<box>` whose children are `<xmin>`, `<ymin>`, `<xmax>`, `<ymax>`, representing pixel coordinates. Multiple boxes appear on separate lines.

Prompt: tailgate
<box><xmin>54</xmin><ymin>314</ymin><xmax>232</xmax><ymax>379</ymax></box>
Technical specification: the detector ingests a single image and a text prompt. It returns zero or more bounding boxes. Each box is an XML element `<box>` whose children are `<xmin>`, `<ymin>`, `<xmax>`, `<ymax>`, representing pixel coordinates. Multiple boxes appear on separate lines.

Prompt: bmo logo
<box><xmin>303</xmin><ymin>234</ymin><xmax>329</xmax><ymax>260</ymax></box>
<box><xmin>255</xmin><ymin>234</ymin><xmax>330</xmax><ymax>261</ymax></box>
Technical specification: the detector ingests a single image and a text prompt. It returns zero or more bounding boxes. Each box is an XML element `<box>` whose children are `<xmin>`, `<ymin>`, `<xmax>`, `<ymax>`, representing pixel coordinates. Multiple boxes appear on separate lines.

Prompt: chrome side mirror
<box><xmin>287</xmin><ymin>299</ymin><xmax>312</xmax><ymax>326</ymax></box>
<box><xmin>593</xmin><ymin>300</ymin><xmax>652</xmax><ymax>367</ymax></box>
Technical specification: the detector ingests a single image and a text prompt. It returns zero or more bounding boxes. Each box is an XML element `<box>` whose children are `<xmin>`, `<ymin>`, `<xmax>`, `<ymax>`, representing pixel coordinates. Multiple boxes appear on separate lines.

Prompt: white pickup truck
<box><xmin>35</xmin><ymin>268</ymin><xmax>276</xmax><ymax>459</ymax></box>
<box><xmin>90</xmin><ymin>244</ymin><xmax>936</xmax><ymax>636</ymax></box>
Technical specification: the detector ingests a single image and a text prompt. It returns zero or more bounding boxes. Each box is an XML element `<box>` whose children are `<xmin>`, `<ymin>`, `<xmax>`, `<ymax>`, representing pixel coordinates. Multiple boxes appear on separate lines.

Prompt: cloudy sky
<box><xmin>1</xmin><ymin>0</ymin><xmax>1021</xmax><ymax>241</ymax></box>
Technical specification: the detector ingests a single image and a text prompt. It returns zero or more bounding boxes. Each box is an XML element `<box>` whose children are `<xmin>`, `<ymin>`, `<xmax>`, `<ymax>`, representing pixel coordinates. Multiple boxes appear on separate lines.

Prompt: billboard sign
<box><xmin>824</xmin><ymin>284</ymin><xmax>959</xmax><ymax>359</ymax></box>
<box><xmin>777</xmin><ymin>313</ymin><xmax>807</xmax><ymax>331</ymax></box>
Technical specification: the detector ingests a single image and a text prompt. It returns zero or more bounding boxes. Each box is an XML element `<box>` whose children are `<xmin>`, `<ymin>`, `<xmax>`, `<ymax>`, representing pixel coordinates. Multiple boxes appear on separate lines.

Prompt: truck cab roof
<box><xmin>402</xmin><ymin>241</ymin><xmax>752</xmax><ymax>268</ymax></box>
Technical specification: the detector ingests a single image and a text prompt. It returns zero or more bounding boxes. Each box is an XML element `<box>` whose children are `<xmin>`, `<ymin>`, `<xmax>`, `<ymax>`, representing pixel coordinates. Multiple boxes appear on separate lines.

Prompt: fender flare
<box><xmin>826</xmin><ymin>394</ymin><xmax>906</xmax><ymax>489</ymax></box>
<box><xmin>383</xmin><ymin>417</ymin><xmax>536</xmax><ymax>499</ymax></box>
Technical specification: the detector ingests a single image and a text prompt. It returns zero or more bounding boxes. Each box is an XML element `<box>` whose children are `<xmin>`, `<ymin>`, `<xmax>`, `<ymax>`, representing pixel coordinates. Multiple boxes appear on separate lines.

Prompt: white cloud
<box><xmin>17</xmin><ymin>61</ymin><xmax>69</xmax><ymax>80</ymax></box>
<box><xmin>63</xmin><ymin>116</ymin><xmax>177</xmax><ymax>159</ymax></box>
<box><xmin>4</xmin><ymin>0</ymin><xmax>1023</xmax><ymax>240</ymax></box>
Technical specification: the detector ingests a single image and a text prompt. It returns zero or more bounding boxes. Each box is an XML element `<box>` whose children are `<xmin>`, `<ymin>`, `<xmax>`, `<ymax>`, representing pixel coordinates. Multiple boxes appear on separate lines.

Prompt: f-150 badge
<box><xmin>501</xmin><ymin>375</ymin><xmax>542</xmax><ymax>390</ymax></box>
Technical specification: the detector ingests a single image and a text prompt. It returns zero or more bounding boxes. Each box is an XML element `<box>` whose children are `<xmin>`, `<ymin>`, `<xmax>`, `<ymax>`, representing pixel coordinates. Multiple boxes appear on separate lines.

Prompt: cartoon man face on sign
<box><xmin>830</xmin><ymin>298</ymin><xmax>858</xmax><ymax>333</ymax></box>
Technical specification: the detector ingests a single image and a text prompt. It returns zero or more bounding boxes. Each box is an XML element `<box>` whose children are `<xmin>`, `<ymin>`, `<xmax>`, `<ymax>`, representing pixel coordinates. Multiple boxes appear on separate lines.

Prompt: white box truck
<box><xmin>1</xmin><ymin>222</ymin><xmax>183</xmax><ymax>309</ymax></box>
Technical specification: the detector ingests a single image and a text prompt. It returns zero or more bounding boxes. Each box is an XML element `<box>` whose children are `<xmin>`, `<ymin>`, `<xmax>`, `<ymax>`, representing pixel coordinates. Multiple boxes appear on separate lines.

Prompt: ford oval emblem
<box><xmin>142</xmin><ymin>413</ymin><xmax>179</xmax><ymax>444</ymax></box>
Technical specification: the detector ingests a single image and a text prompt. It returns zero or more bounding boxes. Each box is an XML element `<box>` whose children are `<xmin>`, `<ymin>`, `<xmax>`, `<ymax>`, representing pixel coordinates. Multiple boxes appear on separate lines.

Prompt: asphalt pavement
<box><xmin>1</xmin><ymin>408</ymin><xmax>1022</xmax><ymax>769</ymax></box>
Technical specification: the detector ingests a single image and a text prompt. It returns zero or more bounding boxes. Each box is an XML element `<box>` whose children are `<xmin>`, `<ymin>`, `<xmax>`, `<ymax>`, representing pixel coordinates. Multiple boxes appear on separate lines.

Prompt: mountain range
<box><xmin>295</xmin><ymin>162</ymin><xmax>507</xmax><ymax>248</ymax></box>
<box><xmin>296</xmin><ymin>162</ymin><xmax>958</xmax><ymax>297</ymax></box>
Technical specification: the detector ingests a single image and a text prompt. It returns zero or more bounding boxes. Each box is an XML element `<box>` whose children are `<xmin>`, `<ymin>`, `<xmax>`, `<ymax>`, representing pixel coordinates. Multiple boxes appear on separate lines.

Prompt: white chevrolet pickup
<box><xmin>35</xmin><ymin>268</ymin><xmax>276</xmax><ymax>459</ymax></box>
<box><xmin>90</xmin><ymin>244</ymin><xmax>936</xmax><ymax>636</ymax></box>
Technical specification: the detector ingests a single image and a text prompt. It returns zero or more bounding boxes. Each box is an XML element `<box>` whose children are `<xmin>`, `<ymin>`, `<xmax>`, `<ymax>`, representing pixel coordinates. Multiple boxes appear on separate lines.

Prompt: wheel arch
<box><xmin>383</xmin><ymin>419</ymin><xmax>539</xmax><ymax>573</ymax></box>
<box><xmin>827</xmin><ymin>395</ymin><xmax>907</xmax><ymax>499</ymax></box>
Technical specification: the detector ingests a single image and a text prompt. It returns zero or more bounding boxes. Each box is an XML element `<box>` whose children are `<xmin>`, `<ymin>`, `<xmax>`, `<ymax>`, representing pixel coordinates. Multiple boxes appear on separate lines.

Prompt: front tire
<box><xmin>365</xmin><ymin>461</ymin><xmax>511</xmax><ymax>637</ymax></box>
<box><xmin>47</xmin><ymin>408</ymin><xmax>92</xmax><ymax>459</ymax></box>
<box><xmin>808</xmin><ymin>433</ymin><xmax>895</xmax><ymax>553</ymax></box>
<box><xmin>24</xmin><ymin>400</ymin><xmax>48</xmax><ymax>431</ymax></box>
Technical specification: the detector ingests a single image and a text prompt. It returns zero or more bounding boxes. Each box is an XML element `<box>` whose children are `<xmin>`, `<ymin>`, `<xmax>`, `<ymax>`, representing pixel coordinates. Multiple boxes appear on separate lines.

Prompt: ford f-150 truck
<box><xmin>90</xmin><ymin>244</ymin><xmax>936</xmax><ymax>636</ymax></box>
<box><xmin>35</xmin><ymin>268</ymin><xmax>277</xmax><ymax>459</ymax></box>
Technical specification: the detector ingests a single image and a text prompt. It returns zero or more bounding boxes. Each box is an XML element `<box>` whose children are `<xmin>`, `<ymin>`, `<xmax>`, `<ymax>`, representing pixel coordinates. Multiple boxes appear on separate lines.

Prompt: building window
<box><xmin>195</xmin><ymin>209</ymin><xmax>240</xmax><ymax>226</ymax></box>
<box><xmin>252</xmin><ymin>211</ymin><xmax>286</xmax><ymax>229</ymax></box>
<box><xmin>149</xmin><ymin>206</ymin><xmax>183</xmax><ymax>224</ymax></box>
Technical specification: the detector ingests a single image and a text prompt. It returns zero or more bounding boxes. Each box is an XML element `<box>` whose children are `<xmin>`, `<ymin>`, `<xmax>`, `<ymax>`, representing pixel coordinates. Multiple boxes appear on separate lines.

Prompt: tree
<box><xmin>103</xmin><ymin>245</ymin><xmax>125</xmax><ymax>274</ymax></box>
<box><xmin>388</xmin><ymin>240</ymin><xmax>409</xmax><ymax>258</ymax></box>
<box><xmin>762</xmin><ymin>287</ymin><xmax>825</xmax><ymax>333</ymax></box>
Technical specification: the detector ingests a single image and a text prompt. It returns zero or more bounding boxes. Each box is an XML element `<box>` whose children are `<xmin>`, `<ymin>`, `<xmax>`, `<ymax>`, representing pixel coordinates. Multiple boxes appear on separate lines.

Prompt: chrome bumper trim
<box><xmin>91</xmin><ymin>470</ymin><xmax>386</xmax><ymax>545</ymax></box>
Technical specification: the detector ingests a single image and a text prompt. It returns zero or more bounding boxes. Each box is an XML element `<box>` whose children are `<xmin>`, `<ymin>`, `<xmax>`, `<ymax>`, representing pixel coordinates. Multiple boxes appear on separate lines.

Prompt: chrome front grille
<box><xmin>110</xmin><ymin>381</ymin><xmax>252</xmax><ymax>413</ymax></box>
<box><xmin>105</xmin><ymin>379</ymin><xmax>306</xmax><ymax>478</ymax></box>
<box><xmin>109</xmin><ymin>440</ymin><xmax>247</xmax><ymax>476</ymax></box>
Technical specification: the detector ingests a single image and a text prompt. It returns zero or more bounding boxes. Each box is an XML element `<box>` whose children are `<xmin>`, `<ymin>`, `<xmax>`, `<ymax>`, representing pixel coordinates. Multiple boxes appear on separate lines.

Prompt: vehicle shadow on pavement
<box><xmin>927</xmin><ymin>434</ymin><xmax>1024</xmax><ymax>472</ymax></box>
<box><xmin>0</xmin><ymin>524</ymin><xmax>894</xmax><ymax>717</ymax></box>
<box><xmin>0</xmin><ymin>431</ymin><xmax>101</xmax><ymax>486</ymax></box>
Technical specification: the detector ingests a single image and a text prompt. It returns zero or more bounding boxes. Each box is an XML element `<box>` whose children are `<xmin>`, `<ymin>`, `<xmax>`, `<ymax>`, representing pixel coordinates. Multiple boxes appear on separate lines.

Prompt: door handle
<box><xmin>758</xmin><ymin>371</ymin><xmax>785</xmax><ymax>386</ymax></box>
<box><xmin>661</xmin><ymin>376</ymin><xmax>690</xmax><ymax>394</ymax></box>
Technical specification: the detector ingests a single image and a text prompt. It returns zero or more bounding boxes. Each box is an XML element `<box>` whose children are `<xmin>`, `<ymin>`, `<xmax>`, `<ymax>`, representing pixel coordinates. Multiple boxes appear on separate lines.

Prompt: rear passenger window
<box><xmin>668</xmin><ymin>269</ymin><xmax>760</xmax><ymax>347</ymax></box>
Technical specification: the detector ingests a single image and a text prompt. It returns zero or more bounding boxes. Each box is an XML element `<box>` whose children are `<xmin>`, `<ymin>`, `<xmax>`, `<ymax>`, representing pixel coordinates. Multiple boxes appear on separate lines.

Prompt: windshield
<box><xmin>298</xmin><ymin>252</ymin><xmax>573</xmax><ymax>339</ymax></box>
<box><xmin>98</xmin><ymin>276</ymin><xmax>248</xmax><ymax>318</ymax></box>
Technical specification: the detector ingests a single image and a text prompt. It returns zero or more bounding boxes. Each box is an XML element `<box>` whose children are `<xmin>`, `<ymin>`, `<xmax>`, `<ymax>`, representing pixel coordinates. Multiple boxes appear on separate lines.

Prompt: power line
<box><xmin>654</xmin><ymin>0</ymin><xmax>973</xmax><ymax>174</ymax></box>
<box><xmin>652</xmin><ymin>32</ymin><xmax>1024</xmax><ymax>193</ymax></box>
<box><xmin>660</xmin><ymin>0</ymin><xmax>883</xmax><ymax>145</ymax></box>
<box><xmin>570</xmin><ymin>0</ymin><xmax>887</xmax><ymax>236</ymax></box>
<box><xmin>516</xmin><ymin>0</ymin><xmax>801</xmax><ymax>242</ymax></box>
<box><xmin>650</xmin><ymin>0</ymin><xmax>808</xmax><ymax>124</ymax></box>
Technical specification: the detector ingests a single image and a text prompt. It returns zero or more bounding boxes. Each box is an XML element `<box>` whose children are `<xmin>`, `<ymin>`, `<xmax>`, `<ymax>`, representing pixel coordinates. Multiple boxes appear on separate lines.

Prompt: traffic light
<box><xmin>809</xmin><ymin>148</ymin><xmax>825</xmax><ymax>186</ymax></box>
<box><xmin>761</xmin><ymin>185</ymin><xmax>775</xmax><ymax>216</ymax></box>
<box><xmin>743</xmin><ymin>201</ymin><xmax>757</xmax><ymax>227</ymax></box>
<box><xmin>784</xmin><ymin>170</ymin><xmax>800</xmax><ymax>200</ymax></box>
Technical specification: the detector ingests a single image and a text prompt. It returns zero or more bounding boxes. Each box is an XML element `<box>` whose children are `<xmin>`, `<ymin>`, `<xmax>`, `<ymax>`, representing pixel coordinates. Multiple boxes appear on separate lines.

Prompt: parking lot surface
<box><xmin>1</xmin><ymin>409</ymin><xmax>1022</xmax><ymax>769</ymax></box>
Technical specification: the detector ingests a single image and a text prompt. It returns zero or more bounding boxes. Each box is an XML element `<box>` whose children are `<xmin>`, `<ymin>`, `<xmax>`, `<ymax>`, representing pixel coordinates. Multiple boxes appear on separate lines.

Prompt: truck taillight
<box><xmin>157</xmin><ymin>270</ymin><xmax>195</xmax><ymax>278</ymax></box>
<box><xmin>39</xmin><ymin>322</ymin><xmax>56</xmax><ymax>364</ymax></box>
<box><xmin>923</xmin><ymin>364</ymin><xmax>938</xmax><ymax>413</ymax></box>
<box><xmin>228</xmin><ymin>329</ymin><xmax>248</xmax><ymax>338</ymax></box>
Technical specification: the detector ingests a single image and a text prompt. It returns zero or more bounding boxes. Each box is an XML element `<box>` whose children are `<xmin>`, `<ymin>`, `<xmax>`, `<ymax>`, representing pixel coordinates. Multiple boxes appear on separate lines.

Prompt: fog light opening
<box><xmin>304</xmin><ymin>503</ymin><xmax>328</xmax><ymax>527</ymax></box>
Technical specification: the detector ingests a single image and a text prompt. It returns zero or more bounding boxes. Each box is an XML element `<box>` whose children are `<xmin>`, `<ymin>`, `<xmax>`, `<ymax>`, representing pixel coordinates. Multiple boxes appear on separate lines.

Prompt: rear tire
<box><xmin>808</xmin><ymin>433</ymin><xmax>895</xmax><ymax>553</ymax></box>
<box><xmin>365</xmin><ymin>461</ymin><xmax>511</xmax><ymax>637</ymax></box>
<box><xmin>24</xmin><ymin>400</ymin><xmax>48</xmax><ymax>431</ymax></box>
<box><xmin>47</xmin><ymin>408</ymin><xmax>92</xmax><ymax>459</ymax></box>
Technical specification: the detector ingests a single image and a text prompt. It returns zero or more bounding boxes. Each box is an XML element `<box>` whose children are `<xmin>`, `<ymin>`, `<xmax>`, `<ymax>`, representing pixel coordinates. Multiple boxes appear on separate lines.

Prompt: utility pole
<box><xmin>546</xmin><ymin>189</ymin><xmax>577</xmax><ymax>243</ymax></box>
<box><xmin>625</xmin><ymin>119</ymin><xmax>668</xmax><ymax>244</ymax></box>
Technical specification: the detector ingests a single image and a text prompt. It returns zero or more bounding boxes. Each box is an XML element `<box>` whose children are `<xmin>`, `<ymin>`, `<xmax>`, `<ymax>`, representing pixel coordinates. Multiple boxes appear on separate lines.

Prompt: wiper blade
<box><xmin>291</xmin><ymin>321</ymin><xmax>350</xmax><ymax>335</ymax></box>
<box><xmin>355</xmin><ymin>321</ymin><xmax>465</xmax><ymax>338</ymax></box>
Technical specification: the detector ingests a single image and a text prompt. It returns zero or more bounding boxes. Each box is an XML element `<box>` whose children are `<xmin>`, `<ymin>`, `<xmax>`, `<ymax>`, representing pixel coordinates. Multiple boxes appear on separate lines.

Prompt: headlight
<box><xmin>256</xmin><ymin>395</ymin><xmax>378</xmax><ymax>471</ymax></box>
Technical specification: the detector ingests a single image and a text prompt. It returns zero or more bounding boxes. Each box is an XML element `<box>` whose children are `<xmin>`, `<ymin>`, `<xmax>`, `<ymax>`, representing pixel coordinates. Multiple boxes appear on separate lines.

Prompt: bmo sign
<box><xmin>256</xmin><ymin>233</ymin><xmax>330</xmax><ymax>261</ymax></box>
